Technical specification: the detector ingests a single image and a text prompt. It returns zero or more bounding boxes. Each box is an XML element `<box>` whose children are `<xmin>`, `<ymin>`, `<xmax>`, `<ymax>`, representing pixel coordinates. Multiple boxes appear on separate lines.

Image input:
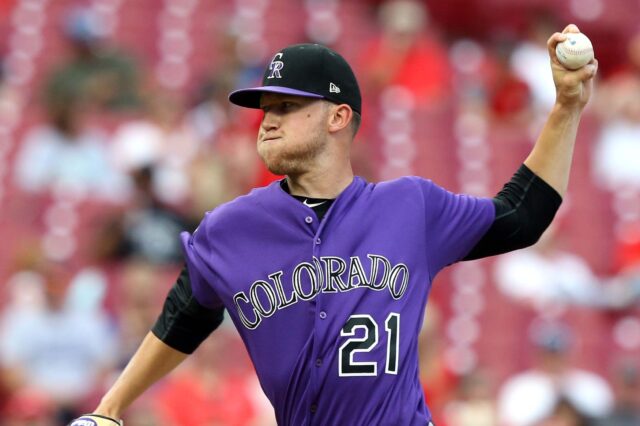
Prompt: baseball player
<box><xmin>70</xmin><ymin>24</ymin><xmax>596</xmax><ymax>426</ymax></box>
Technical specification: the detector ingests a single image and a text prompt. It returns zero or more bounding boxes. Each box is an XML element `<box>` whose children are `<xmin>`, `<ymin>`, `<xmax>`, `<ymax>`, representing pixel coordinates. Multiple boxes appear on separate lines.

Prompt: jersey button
<box><xmin>305</xmin><ymin>216</ymin><xmax>313</xmax><ymax>224</ymax></box>
<box><xmin>319</xmin><ymin>311</ymin><xmax>327</xmax><ymax>319</ymax></box>
<box><xmin>310</xmin><ymin>404</ymin><xmax>317</xmax><ymax>413</ymax></box>
<box><xmin>316</xmin><ymin>358</ymin><xmax>322</xmax><ymax>367</ymax></box>
<box><xmin>315</xmin><ymin>238</ymin><xmax>322</xmax><ymax>245</ymax></box>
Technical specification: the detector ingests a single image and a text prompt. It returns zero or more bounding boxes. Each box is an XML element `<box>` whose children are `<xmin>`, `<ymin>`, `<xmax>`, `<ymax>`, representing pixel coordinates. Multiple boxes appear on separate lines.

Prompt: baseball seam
<box><xmin>559</xmin><ymin>46</ymin><xmax>593</xmax><ymax>54</ymax></box>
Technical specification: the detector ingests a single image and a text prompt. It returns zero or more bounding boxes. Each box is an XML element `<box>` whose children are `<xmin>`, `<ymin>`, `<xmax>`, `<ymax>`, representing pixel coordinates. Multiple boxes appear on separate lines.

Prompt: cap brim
<box><xmin>229</xmin><ymin>86</ymin><xmax>324</xmax><ymax>109</ymax></box>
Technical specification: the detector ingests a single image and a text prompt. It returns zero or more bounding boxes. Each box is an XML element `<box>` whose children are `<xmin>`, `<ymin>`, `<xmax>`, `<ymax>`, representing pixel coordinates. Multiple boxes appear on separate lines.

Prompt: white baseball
<box><xmin>555</xmin><ymin>32</ymin><xmax>594</xmax><ymax>70</ymax></box>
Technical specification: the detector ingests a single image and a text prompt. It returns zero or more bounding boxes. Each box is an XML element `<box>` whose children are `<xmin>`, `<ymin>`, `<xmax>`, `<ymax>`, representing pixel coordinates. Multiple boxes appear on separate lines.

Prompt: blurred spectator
<box><xmin>358</xmin><ymin>0</ymin><xmax>451</xmax><ymax>106</ymax></box>
<box><xmin>114</xmin><ymin>260</ymin><xmax>166</xmax><ymax>364</ymax></box>
<box><xmin>615</xmin><ymin>225</ymin><xmax>640</xmax><ymax>273</ymax></box>
<box><xmin>1</xmin><ymin>388</ymin><xmax>55</xmax><ymax>426</ymax></box>
<box><xmin>497</xmin><ymin>322</ymin><xmax>613</xmax><ymax>426</ymax></box>
<box><xmin>495</xmin><ymin>211</ymin><xmax>640</xmax><ymax>316</ymax></box>
<box><xmin>186</xmin><ymin>150</ymin><xmax>253</xmax><ymax>222</ymax></box>
<box><xmin>93</xmin><ymin>165</ymin><xmax>192</xmax><ymax>265</ymax></box>
<box><xmin>487</xmin><ymin>39</ymin><xmax>532</xmax><ymax>124</ymax></box>
<box><xmin>151</xmin><ymin>330</ymin><xmax>276</xmax><ymax>426</ymax></box>
<box><xmin>443</xmin><ymin>369</ymin><xmax>497</xmax><ymax>426</ymax></box>
<box><xmin>591</xmin><ymin>31</ymin><xmax>640</xmax><ymax>244</ymax></box>
<box><xmin>535</xmin><ymin>398</ymin><xmax>591</xmax><ymax>426</ymax></box>
<box><xmin>509</xmin><ymin>10</ymin><xmax>558</xmax><ymax>114</ymax></box>
<box><xmin>184</xmin><ymin>28</ymin><xmax>277</xmax><ymax>193</ymax></box>
<box><xmin>493</xmin><ymin>223</ymin><xmax>602</xmax><ymax>316</ymax></box>
<box><xmin>602</xmin><ymin>230</ymin><xmax>640</xmax><ymax>310</ymax></box>
<box><xmin>418</xmin><ymin>305</ymin><xmax>458</xmax><ymax>425</ymax></box>
<box><xmin>186</xmin><ymin>29</ymin><xmax>264</xmax><ymax>148</ymax></box>
<box><xmin>0</xmin><ymin>57</ymin><xmax>21</xmax><ymax>127</ymax></box>
<box><xmin>592</xmin><ymin>359</ymin><xmax>640</xmax><ymax>426</ymax></box>
<box><xmin>13</xmin><ymin>86</ymin><xmax>128</xmax><ymax>201</ymax></box>
<box><xmin>186</xmin><ymin>70</ymin><xmax>236</xmax><ymax>147</ymax></box>
<box><xmin>214</xmin><ymin>127</ymin><xmax>269</xmax><ymax>190</ymax></box>
<box><xmin>43</xmin><ymin>6</ymin><xmax>141</xmax><ymax>115</ymax></box>
<box><xmin>110</xmin><ymin>88</ymin><xmax>199</xmax><ymax>205</ymax></box>
<box><xmin>0</xmin><ymin>260</ymin><xmax>118</xmax><ymax>422</ymax></box>
<box><xmin>592</xmin><ymin>70</ymin><xmax>640</xmax><ymax>192</ymax></box>
<box><xmin>609</xmin><ymin>229</ymin><xmax>640</xmax><ymax>306</ymax></box>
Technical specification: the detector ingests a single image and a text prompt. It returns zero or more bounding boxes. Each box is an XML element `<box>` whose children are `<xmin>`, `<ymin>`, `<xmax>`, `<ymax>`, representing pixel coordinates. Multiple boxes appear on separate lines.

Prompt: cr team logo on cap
<box><xmin>267</xmin><ymin>52</ymin><xmax>284</xmax><ymax>79</ymax></box>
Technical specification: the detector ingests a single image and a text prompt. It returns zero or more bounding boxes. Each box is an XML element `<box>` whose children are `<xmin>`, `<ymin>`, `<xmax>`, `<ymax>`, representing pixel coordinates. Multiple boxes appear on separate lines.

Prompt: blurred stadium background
<box><xmin>0</xmin><ymin>0</ymin><xmax>639</xmax><ymax>424</ymax></box>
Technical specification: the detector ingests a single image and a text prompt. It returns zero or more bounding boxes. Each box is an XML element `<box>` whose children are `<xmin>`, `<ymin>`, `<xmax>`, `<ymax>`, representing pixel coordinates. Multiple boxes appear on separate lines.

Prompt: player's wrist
<box><xmin>94</xmin><ymin>410</ymin><xmax>122</xmax><ymax>419</ymax></box>
<box><xmin>69</xmin><ymin>414</ymin><xmax>123</xmax><ymax>426</ymax></box>
<box><xmin>94</xmin><ymin>399</ymin><xmax>123</xmax><ymax>419</ymax></box>
<box><xmin>550</xmin><ymin>102</ymin><xmax>583</xmax><ymax>118</ymax></box>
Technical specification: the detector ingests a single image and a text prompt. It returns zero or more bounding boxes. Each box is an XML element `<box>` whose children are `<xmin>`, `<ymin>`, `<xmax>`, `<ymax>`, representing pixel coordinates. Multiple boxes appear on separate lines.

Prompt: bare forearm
<box><xmin>94</xmin><ymin>332</ymin><xmax>188</xmax><ymax>418</ymax></box>
<box><xmin>523</xmin><ymin>24</ymin><xmax>598</xmax><ymax>197</ymax></box>
<box><xmin>524</xmin><ymin>104</ymin><xmax>582</xmax><ymax>197</ymax></box>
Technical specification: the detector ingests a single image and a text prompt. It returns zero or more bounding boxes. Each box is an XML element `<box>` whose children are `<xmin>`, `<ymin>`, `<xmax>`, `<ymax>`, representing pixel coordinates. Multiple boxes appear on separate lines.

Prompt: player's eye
<box><xmin>281</xmin><ymin>102</ymin><xmax>295</xmax><ymax>111</ymax></box>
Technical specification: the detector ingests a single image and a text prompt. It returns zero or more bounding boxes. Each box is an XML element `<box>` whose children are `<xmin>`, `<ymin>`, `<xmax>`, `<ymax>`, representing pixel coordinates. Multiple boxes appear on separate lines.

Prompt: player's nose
<box><xmin>261</xmin><ymin>111</ymin><xmax>280</xmax><ymax>132</ymax></box>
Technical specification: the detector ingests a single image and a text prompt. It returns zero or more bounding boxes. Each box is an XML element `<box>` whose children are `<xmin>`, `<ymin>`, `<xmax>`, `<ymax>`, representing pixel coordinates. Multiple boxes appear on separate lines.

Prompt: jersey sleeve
<box><xmin>151</xmin><ymin>266</ymin><xmax>225</xmax><ymax>354</ymax></box>
<box><xmin>419</xmin><ymin>179</ymin><xmax>495</xmax><ymax>278</ymax></box>
<box><xmin>180</xmin><ymin>228</ymin><xmax>224</xmax><ymax>310</ymax></box>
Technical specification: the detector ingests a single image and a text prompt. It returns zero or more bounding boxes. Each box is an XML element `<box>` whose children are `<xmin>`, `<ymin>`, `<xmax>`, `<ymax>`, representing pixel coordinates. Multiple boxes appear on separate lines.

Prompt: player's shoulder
<box><xmin>197</xmin><ymin>183</ymin><xmax>276</xmax><ymax>229</ymax></box>
<box><xmin>371</xmin><ymin>175</ymin><xmax>438</xmax><ymax>195</ymax></box>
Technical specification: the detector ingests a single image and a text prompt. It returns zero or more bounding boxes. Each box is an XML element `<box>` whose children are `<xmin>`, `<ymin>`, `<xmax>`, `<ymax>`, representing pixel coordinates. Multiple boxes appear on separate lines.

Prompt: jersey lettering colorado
<box><xmin>234</xmin><ymin>254</ymin><xmax>409</xmax><ymax>329</ymax></box>
<box><xmin>182</xmin><ymin>176</ymin><xmax>494</xmax><ymax>426</ymax></box>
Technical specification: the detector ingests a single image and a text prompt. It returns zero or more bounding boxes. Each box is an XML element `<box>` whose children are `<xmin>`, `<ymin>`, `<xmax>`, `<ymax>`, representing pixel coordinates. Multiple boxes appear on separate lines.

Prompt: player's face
<box><xmin>257</xmin><ymin>93</ymin><xmax>330</xmax><ymax>175</ymax></box>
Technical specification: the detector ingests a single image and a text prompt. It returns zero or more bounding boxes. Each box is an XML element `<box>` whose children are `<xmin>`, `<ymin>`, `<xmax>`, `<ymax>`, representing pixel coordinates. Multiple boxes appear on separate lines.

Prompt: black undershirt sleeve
<box><xmin>151</xmin><ymin>265</ymin><xmax>225</xmax><ymax>354</ymax></box>
<box><xmin>463</xmin><ymin>164</ymin><xmax>562</xmax><ymax>260</ymax></box>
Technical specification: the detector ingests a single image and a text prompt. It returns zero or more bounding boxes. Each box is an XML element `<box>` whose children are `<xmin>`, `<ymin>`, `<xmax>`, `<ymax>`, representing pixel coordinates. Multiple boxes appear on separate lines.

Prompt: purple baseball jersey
<box><xmin>181</xmin><ymin>176</ymin><xmax>494</xmax><ymax>425</ymax></box>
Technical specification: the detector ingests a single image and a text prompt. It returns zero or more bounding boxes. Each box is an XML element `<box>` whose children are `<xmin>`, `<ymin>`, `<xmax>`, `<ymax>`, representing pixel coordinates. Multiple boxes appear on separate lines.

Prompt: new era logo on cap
<box><xmin>228</xmin><ymin>43</ymin><xmax>362</xmax><ymax>114</ymax></box>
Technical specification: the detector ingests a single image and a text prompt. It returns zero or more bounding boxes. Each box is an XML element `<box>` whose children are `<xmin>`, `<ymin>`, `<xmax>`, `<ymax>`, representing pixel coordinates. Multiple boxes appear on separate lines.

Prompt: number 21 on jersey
<box><xmin>338</xmin><ymin>313</ymin><xmax>400</xmax><ymax>377</ymax></box>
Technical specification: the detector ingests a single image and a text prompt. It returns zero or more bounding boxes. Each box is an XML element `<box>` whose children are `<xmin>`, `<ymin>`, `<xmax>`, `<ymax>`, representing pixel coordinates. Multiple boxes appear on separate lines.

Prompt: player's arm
<box><xmin>464</xmin><ymin>164</ymin><xmax>561</xmax><ymax>260</ymax></box>
<box><xmin>522</xmin><ymin>24</ymin><xmax>597</xmax><ymax>197</ymax></box>
<box><xmin>71</xmin><ymin>266</ymin><xmax>224</xmax><ymax>423</ymax></box>
<box><xmin>465</xmin><ymin>25</ymin><xmax>597</xmax><ymax>260</ymax></box>
<box><xmin>151</xmin><ymin>266</ymin><xmax>225</xmax><ymax>353</ymax></box>
<box><xmin>91</xmin><ymin>331</ymin><xmax>188</xmax><ymax>418</ymax></box>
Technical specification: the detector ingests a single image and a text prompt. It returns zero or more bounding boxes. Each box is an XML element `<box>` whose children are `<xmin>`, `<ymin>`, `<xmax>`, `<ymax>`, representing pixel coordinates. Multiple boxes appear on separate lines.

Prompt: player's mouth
<box><xmin>261</xmin><ymin>135</ymin><xmax>282</xmax><ymax>142</ymax></box>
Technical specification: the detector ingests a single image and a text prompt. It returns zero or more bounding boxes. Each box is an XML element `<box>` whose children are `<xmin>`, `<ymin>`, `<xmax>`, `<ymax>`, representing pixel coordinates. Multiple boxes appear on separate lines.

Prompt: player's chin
<box><xmin>259</xmin><ymin>150</ymin><xmax>284</xmax><ymax>175</ymax></box>
<box><xmin>262</xmin><ymin>159</ymin><xmax>295</xmax><ymax>176</ymax></box>
<box><xmin>259</xmin><ymin>153</ymin><xmax>300</xmax><ymax>176</ymax></box>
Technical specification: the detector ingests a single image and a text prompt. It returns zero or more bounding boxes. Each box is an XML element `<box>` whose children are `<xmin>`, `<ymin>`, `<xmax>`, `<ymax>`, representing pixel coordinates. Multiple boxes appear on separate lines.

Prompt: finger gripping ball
<box><xmin>555</xmin><ymin>33</ymin><xmax>594</xmax><ymax>70</ymax></box>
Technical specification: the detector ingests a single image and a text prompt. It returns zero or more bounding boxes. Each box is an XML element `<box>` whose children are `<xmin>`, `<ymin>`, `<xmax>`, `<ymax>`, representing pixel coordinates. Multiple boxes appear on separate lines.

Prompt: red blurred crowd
<box><xmin>0</xmin><ymin>0</ymin><xmax>639</xmax><ymax>425</ymax></box>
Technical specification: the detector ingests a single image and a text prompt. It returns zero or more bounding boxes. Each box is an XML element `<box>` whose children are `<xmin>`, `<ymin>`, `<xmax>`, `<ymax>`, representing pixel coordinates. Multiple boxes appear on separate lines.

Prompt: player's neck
<box><xmin>286</xmin><ymin>166</ymin><xmax>354</xmax><ymax>199</ymax></box>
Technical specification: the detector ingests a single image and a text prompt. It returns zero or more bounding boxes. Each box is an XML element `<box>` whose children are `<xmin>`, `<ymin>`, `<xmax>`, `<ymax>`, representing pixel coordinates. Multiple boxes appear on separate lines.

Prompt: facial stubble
<box><xmin>258</xmin><ymin>113</ymin><xmax>329</xmax><ymax>176</ymax></box>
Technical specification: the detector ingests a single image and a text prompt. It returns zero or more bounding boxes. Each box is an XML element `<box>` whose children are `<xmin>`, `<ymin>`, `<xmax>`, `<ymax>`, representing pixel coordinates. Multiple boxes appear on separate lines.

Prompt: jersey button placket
<box><xmin>310</xmin><ymin>229</ymin><xmax>325</xmax><ymax>421</ymax></box>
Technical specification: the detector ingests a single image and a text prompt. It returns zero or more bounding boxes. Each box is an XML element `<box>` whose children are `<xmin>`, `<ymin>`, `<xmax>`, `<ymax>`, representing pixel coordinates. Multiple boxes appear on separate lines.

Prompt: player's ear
<box><xmin>327</xmin><ymin>104</ymin><xmax>353</xmax><ymax>134</ymax></box>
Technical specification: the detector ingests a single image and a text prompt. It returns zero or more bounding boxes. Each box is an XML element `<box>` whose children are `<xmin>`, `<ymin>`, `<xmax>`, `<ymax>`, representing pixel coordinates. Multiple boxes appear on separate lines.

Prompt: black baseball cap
<box><xmin>229</xmin><ymin>43</ymin><xmax>362</xmax><ymax>114</ymax></box>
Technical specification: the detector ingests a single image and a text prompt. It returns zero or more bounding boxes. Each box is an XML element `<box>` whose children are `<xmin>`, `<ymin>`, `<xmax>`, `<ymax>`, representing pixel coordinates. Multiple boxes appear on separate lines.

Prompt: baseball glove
<box><xmin>68</xmin><ymin>414</ymin><xmax>123</xmax><ymax>426</ymax></box>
